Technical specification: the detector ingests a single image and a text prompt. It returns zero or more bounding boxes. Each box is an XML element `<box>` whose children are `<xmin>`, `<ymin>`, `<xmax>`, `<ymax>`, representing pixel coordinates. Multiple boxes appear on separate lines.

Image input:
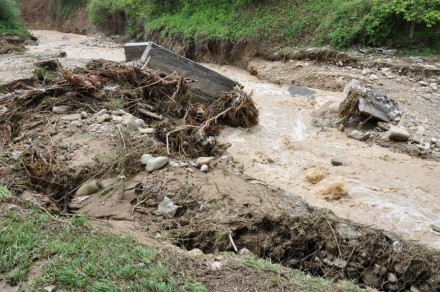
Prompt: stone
<box><xmin>112</xmin><ymin>116</ymin><xmax>123</xmax><ymax>123</ymax></box>
<box><xmin>361</xmin><ymin>69</ymin><xmax>368</xmax><ymax>76</ymax></box>
<box><xmin>196</xmin><ymin>156</ymin><xmax>215</xmax><ymax>166</ymax></box>
<box><xmin>331</xmin><ymin>157</ymin><xmax>346</xmax><ymax>166</ymax></box>
<box><xmin>146</xmin><ymin>156</ymin><xmax>168</xmax><ymax>172</ymax></box>
<box><xmin>187</xmin><ymin>248</ymin><xmax>204</xmax><ymax>257</ymax></box>
<box><xmin>348</xmin><ymin>130</ymin><xmax>370</xmax><ymax>141</ymax></box>
<box><xmin>388</xmin><ymin>273</ymin><xmax>397</xmax><ymax>284</ymax></box>
<box><xmin>431</xmin><ymin>138</ymin><xmax>438</xmax><ymax>144</ymax></box>
<box><xmin>369</xmin><ymin>74</ymin><xmax>378</xmax><ymax>81</ymax></box>
<box><xmin>200</xmin><ymin>164</ymin><xmax>209</xmax><ymax>173</ymax></box>
<box><xmin>436</xmin><ymin>141</ymin><xmax>440</xmax><ymax>148</ymax></box>
<box><xmin>337</xmin><ymin>223</ymin><xmax>362</xmax><ymax>240</ymax></box>
<box><xmin>103</xmin><ymin>85</ymin><xmax>120</xmax><ymax>98</ymax></box>
<box><xmin>135</xmin><ymin>118</ymin><xmax>145</xmax><ymax>127</ymax></box>
<box><xmin>60</xmin><ymin>114</ymin><xmax>82</xmax><ymax>121</ymax></box>
<box><xmin>71</xmin><ymin>121</ymin><xmax>83</xmax><ymax>127</ymax></box>
<box><xmin>377</xmin><ymin>122</ymin><xmax>390</xmax><ymax>131</ymax></box>
<box><xmin>410</xmin><ymin>286</ymin><xmax>421</xmax><ymax>292</ymax></box>
<box><xmin>98</xmin><ymin>109</ymin><xmax>108</xmax><ymax>115</ymax></box>
<box><xmin>238</xmin><ymin>248</ymin><xmax>254</xmax><ymax>256</ymax></box>
<box><xmin>139</xmin><ymin>128</ymin><xmax>155</xmax><ymax>134</ymax></box>
<box><xmin>362</xmin><ymin>268</ymin><xmax>382</xmax><ymax>288</ymax></box>
<box><xmin>52</xmin><ymin>105</ymin><xmax>71</xmax><ymax>114</ymax></box>
<box><xmin>417</xmin><ymin>143</ymin><xmax>430</xmax><ymax>151</ymax></box>
<box><xmin>208</xmin><ymin>261</ymin><xmax>223</xmax><ymax>271</ymax></box>
<box><xmin>126</xmin><ymin>121</ymin><xmax>139</xmax><ymax>131</ymax></box>
<box><xmin>140</xmin><ymin>154</ymin><xmax>153</xmax><ymax>165</ymax></box>
<box><xmin>328</xmin><ymin>102</ymin><xmax>340</xmax><ymax>114</ymax></box>
<box><xmin>80</xmin><ymin>111</ymin><xmax>88</xmax><ymax>119</ymax></box>
<box><xmin>76</xmin><ymin>180</ymin><xmax>101</xmax><ymax>197</ymax></box>
<box><xmin>419</xmin><ymin>81</ymin><xmax>429</xmax><ymax>87</ymax></box>
<box><xmin>153</xmin><ymin>196</ymin><xmax>179</xmax><ymax>218</ymax></box>
<box><xmin>431</xmin><ymin>83</ymin><xmax>438</xmax><ymax>91</ymax></box>
<box><xmin>96</xmin><ymin>114</ymin><xmax>111</xmax><ymax>123</ymax></box>
<box><xmin>388</xmin><ymin>126</ymin><xmax>410</xmax><ymax>142</ymax></box>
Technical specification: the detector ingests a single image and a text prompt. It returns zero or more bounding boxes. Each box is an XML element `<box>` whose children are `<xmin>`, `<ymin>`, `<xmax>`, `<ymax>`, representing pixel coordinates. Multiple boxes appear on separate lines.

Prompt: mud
<box><xmin>1</xmin><ymin>30</ymin><xmax>440</xmax><ymax>291</ymax></box>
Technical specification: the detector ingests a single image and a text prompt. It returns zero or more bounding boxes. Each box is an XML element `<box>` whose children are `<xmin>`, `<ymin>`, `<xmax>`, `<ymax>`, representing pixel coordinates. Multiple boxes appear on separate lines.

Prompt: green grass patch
<box><xmin>86</xmin><ymin>0</ymin><xmax>439</xmax><ymax>51</ymax></box>
<box><xmin>0</xmin><ymin>209</ymin><xmax>205</xmax><ymax>290</ymax></box>
<box><xmin>0</xmin><ymin>20</ymin><xmax>29</xmax><ymax>38</ymax></box>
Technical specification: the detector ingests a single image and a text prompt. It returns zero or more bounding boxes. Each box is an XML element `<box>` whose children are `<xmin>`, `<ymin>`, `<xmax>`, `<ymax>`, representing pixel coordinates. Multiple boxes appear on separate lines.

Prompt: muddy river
<box><xmin>2</xmin><ymin>30</ymin><xmax>439</xmax><ymax>248</ymax></box>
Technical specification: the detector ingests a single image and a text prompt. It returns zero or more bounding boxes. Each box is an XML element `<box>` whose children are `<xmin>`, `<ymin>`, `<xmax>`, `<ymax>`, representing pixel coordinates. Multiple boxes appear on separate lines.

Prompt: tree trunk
<box><xmin>409</xmin><ymin>21</ymin><xmax>415</xmax><ymax>39</ymax></box>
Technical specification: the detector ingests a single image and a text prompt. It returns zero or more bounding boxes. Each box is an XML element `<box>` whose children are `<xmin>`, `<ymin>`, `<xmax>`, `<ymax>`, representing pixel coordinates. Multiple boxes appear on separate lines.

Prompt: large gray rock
<box><xmin>146</xmin><ymin>156</ymin><xmax>169</xmax><ymax>172</ymax></box>
<box><xmin>342</xmin><ymin>80</ymin><xmax>400</xmax><ymax>123</ymax></box>
<box><xmin>388</xmin><ymin>126</ymin><xmax>410</xmax><ymax>142</ymax></box>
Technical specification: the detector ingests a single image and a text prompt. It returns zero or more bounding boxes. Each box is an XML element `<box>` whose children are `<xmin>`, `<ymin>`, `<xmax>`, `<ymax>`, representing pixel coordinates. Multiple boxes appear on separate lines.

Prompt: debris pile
<box><xmin>0</xmin><ymin>59</ymin><xmax>258</xmax><ymax>203</ymax></box>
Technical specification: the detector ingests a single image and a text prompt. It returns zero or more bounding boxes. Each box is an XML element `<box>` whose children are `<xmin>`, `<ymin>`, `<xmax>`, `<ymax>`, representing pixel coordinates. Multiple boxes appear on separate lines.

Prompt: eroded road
<box><xmin>1</xmin><ymin>30</ymin><xmax>439</xmax><ymax>249</ymax></box>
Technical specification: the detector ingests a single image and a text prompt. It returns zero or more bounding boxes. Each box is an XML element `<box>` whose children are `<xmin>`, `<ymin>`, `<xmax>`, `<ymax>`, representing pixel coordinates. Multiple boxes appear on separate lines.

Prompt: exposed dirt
<box><xmin>19</xmin><ymin>0</ymin><xmax>91</xmax><ymax>34</ymax></box>
<box><xmin>1</xmin><ymin>30</ymin><xmax>440</xmax><ymax>291</ymax></box>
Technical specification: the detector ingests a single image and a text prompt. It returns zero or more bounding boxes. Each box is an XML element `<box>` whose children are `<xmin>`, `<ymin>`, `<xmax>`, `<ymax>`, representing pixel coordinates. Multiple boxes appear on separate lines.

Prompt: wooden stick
<box><xmin>229</xmin><ymin>233</ymin><xmax>238</xmax><ymax>253</ymax></box>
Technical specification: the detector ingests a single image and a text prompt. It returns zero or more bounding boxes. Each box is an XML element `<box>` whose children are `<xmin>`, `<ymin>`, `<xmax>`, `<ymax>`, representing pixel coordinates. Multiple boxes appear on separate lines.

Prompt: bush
<box><xmin>0</xmin><ymin>0</ymin><xmax>20</xmax><ymax>22</ymax></box>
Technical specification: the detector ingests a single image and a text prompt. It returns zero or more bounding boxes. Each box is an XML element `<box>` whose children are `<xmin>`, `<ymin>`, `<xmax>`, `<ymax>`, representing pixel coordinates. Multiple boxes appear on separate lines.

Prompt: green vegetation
<box><xmin>87</xmin><ymin>0</ymin><xmax>440</xmax><ymax>51</ymax></box>
<box><xmin>0</xmin><ymin>209</ymin><xmax>205</xmax><ymax>290</ymax></box>
<box><xmin>0</xmin><ymin>0</ymin><xmax>29</xmax><ymax>37</ymax></box>
<box><xmin>236</xmin><ymin>256</ymin><xmax>363</xmax><ymax>292</ymax></box>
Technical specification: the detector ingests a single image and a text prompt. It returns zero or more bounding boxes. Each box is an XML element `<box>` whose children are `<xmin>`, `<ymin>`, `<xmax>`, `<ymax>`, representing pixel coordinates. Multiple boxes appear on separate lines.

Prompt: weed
<box><xmin>0</xmin><ymin>208</ymin><xmax>205</xmax><ymax>290</ymax></box>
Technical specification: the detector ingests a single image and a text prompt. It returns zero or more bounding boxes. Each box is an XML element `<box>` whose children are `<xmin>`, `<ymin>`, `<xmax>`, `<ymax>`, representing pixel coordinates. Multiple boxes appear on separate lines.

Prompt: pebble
<box><xmin>80</xmin><ymin>111</ymin><xmax>88</xmax><ymax>119</ymax></box>
<box><xmin>388</xmin><ymin>126</ymin><xmax>410</xmax><ymax>142</ymax></box>
<box><xmin>71</xmin><ymin>121</ymin><xmax>83</xmax><ymax>127</ymax></box>
<box><xmin>417</xmin><ymin>143</ymin><xmax>430</xmax><ymax>151</ymax></box>
<box><xmin>208</xmin><ymin>261</ymin><xmax>223</xmax><ymax>271</ymax></box>
<box><xmin>410</xmin><ymin>286</ymin><xmax>421</xmax><ymax>292</ymax></box>
<box><xmin>52</xmin><ymin>105</ymin><xmax>71</xmax><ymax>114</ymax></box>
<box><xmin>431</xmin><ymin>138</ymin><xmax>438</xmax><ymax>144</ymax></box>
<box><xmin>361</xmin><ymin>69</ymin><xmax>368</xmax><ymax>75</ymax></box>
<box><xmin>98</xmin><ymin>109</ymin><xmax>108</xmax><ymax>115</ymax></box>
<box><xmin>369</xmin><ymin>74</ymin><xmax>378</xmax><ymax>81</ymax></box>
<box><xmin>146</xmin><ymin>157</ymin><xmax>168</xmax><ymax>172</ymax></box>
<box><xmin>112</xmin><ymin>116</ymin><xmax>123</xmax><ymax>123</ymax></box>
<box><xmin>196</xmin><ymin>156</ymin><xmax>215</xmax><ymax>166</ymax></box>
<box><xmin>347</xmin><ymin>130</ymin><xmax>370</xmax><ymax>141</ymax></box>
<box><xmin>331</xmin><ymin>157</ymin><xmax>346</xmax><ymax>166</ymax></box>
<box><xmin>419</xmin><ymin>81</ymin><xmax>429</xmax><ymax>87</ymax></box>
<box><xmin>431</xmin><ymin>83</ymin><xmax>438</xmax><ymax>91</ymax></box>
<box><xmin>76</xmin><ymin>180</ymin><xmax>101</xmax><ymax>196</ymax></box>
<box><xmin>139</xmin><ymin>128</ymin><xmax>155</xmax><ymax>134</ymax></box>
<box><xmin>126</xmin><ymin>121</ymin><xmax>139</xmax><ymax>131</ymax></box>
<box><xmin>187</xmin><ymin>248</ymin><xmax>204</xmax><ymax>257</ymax></box>
<box><xmin>238</xmin><ymin>248</ymin><xmax>254</xmax><ymax>256</ymax></box>
<box><xmin>60</xmin><ymin>114</ymin><xmax>82</xmax><ymax>121</ymax></box>
<box><xmin>140</xmin><ymin>154</ymin><xmax>153</xmax><ymax>165</ymax></box>
<box><xmin>96</xmin><ymin>113</ymin><xmax>111</xmax><ymax>123</ymax></box>
<box><xmin>388</xmin><ymin>273</ymin><xmax>397</xmax><ymax>284</ymax></box>
<box><xmin>200</xmin><ymin>164</ymin><xmax>209</xmax><ymax>173</ymax></box>
<box><xmin>328</xmin><ymin>102</ymin><xmax>340</xmax><ymax>114</ymax></box>
<box><xmin>436</xmin><ymin>141</ymin><xmax>440</xmax><ymax>148</ymax></box>
<box><xmin>135</xmin><ymin>118</ymin><xmax>145</xmax><ymax>127</ymax></box>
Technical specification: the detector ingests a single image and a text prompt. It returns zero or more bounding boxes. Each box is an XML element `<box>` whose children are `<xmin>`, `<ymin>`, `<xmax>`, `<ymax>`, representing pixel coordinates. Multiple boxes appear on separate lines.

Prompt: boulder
<box><xmin>146</xmin><ymin>156</ymin><xmax>169</xmax><ymax>172</ymax></box>
<box><xmin>388</xmin><ymin>126</ymin><xmax>410</xmax><ymax>142</ymax></box>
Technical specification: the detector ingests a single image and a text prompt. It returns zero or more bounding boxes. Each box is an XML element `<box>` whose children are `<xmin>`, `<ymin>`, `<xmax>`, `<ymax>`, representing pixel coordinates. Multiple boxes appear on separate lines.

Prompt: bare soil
<box><xmin>1</xmin><ymin>31</ymin><xmax>440</xmax><ymax>291</ymax></box>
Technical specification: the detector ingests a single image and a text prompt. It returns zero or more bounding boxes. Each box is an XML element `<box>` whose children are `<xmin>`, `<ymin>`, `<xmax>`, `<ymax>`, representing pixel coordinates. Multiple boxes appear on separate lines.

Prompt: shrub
<box><xmin>0</xmin><ymin>0</ymin><xmax>20</xmax><ymax>22</ymax></box>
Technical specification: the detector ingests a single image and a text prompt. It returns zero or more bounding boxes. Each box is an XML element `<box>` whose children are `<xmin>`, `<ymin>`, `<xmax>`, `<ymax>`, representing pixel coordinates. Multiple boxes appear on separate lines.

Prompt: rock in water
<box><xmin>76</xmin><ymin>180</ymin><xmax>101</xmax><ymax>196</ymax></box>
<box><xmin>331</xmin><ymin>157</ymin><xmax>346</xmax><ymax>166</ymax></box>
<box><xmin>146</xmin><ymin>157</ymin><xmax>168</xmax><ymax>172</ymax></box>
<box><xmin>347</xmin><ymin>130</ymin><xmax>370</xmax><ymax>141</ymax></box>
<box><xmin>341</xmin><ymin>80</ymin><xmax>399</xmax><ymax>123</ymax></box>
<box><xmin>388</xmin><ymin>126</ymin><xmax>410</xmax><ymax>142</ymax></box>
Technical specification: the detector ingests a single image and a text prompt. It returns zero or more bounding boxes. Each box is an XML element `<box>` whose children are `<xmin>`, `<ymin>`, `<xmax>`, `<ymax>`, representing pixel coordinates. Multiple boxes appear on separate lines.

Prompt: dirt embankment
<box><xmin>19</xmin><ymin>0</ymin><xmax>91</xmax><ymax>34</ymax></box>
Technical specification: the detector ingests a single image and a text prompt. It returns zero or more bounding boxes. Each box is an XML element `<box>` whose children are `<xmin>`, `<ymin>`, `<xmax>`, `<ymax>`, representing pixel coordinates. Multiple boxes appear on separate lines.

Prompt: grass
<box><xmin>85</xmin><ymin>0</ymin><xmax>439</xmax><ymax>52</ymax></box>
<box><xmin>0</xmin><ymin>20</ymin><xmax>30</xmax><ymax>38</ymax></box>
<box><xmin>0</xmin><ymin>208</ymin><xmax>205</xmax><ymax>291</ymax></box>
<box><xmin>236</xmin><ymin>256</ymin><xmax>363</xmax><ymax>292</ymax></box>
